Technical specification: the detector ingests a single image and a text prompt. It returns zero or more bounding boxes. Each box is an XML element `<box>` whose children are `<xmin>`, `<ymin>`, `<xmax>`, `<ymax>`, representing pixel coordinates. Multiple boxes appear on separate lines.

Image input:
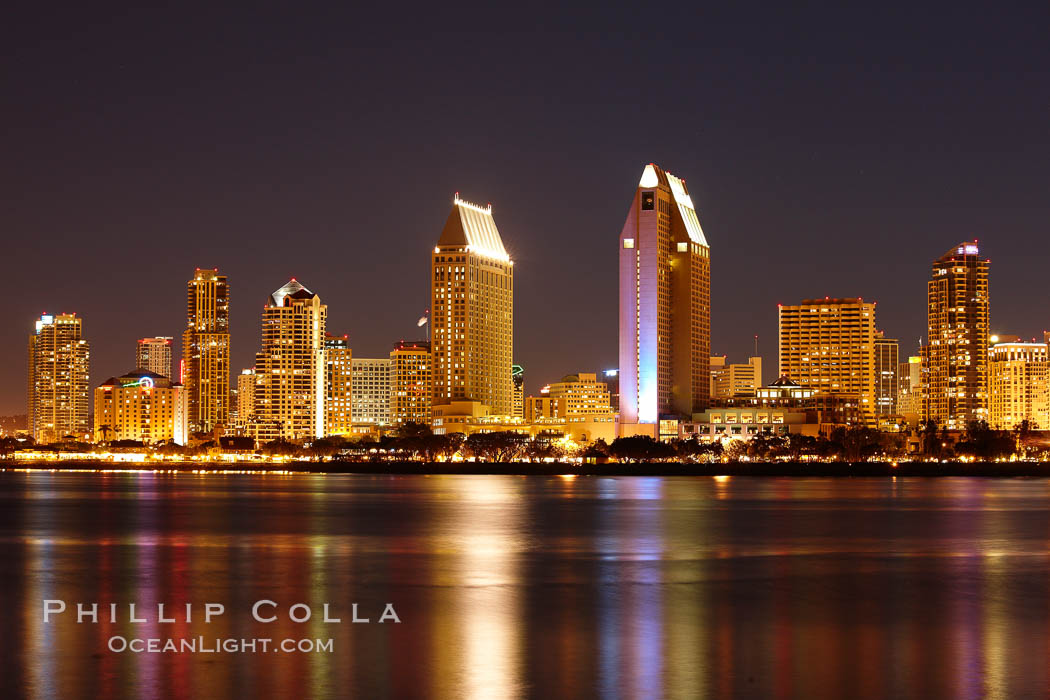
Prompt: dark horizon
<box><xmin>3</xmin><ymin>2</ymin><xmax>1049</xmax><ymax>414</ymax></box>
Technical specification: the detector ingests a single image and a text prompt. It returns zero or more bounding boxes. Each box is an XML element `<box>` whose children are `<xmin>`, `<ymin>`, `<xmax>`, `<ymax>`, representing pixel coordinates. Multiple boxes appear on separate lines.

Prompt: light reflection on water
<box><xmin>2</xmin><ymin>473</ymin><xmax>1050</xmax><ymax>698</ymax></box>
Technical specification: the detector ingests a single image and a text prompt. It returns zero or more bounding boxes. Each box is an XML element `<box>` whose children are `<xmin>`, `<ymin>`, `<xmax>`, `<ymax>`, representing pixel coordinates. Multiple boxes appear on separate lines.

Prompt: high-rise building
<box><xmin>236</xmin><ymin>368</ymin><xmax>255</xmax><ymax>427</ymax></box>
<box><xmin>252</xmin><ymin>279</ymin><xmax>327</xmax><ymax>442</ymax></box>
<box><xmin>602</xmin><ymin>369</ymin><xmax>620</xmax><ymax>412</ymax></box>
<box><xmin>710</xmin><ymin>356</ymin><xmax>762</xmax><ymax>399</ymax></box>
<box><xmin>778</xmin><ymin>298</ymin><xmax>877</xmax><ymax>425</ymax></box>
<box><xmin>512</xmin><ymin>364</ymin><xmax>524</xmax><ymax>419</ymax></box>
<box><xmin>136</xmin><ymin>336</ymin><xmax>173</xmax><ymax>378</ymax></box>
<box><xmin>390</xmin><ymin>341</ymin><xmax>431</xmax><ymax>426</ymax></box>
<box><xmin>618</xmin><ymin>163</ymin><xmax>711</xmax><ymax>429</ymax></box>
<box><xmin>326</xmin><ymin>335</ymin><xmax>353</xmax><ymax>435</ymax></box>
<box><xmin>351</xmin><ymin>358</ymin><xmax>391</xmax><ymax>426</ymax></box>
<box><xmin>182</xmin><ymin>268</ymin><xmax>230</xmax><ymax>433</ymax></box>
<box><xmin>988</xmin><ymin>341</ymin><xmax>1049</xmax><ymax>430</ymax></box>
<box><xmin>431</xmin><ymin>195</ymin><xmax>514</xmax><ymax>418</ymax></box>
<box><xmin>94</xmin><ymin>370</ymin><xmax>187</xmax><ymax>445</ymax></box>
<box><xmin>897</xmin><ymin>356</ymin><xmax>923</xmax><ymax>419</ymax></box>
<box><xmin>27</xmin><ymin>313</ymin><xmax>90</xmax><ymax>443</ymax></box>
<box><xmin>923</xmin><ymin>242</ymin><xmax>990</xmax><ymax>429</ymax></box>
<box><xmin>874</xmin><ymin>333</ymin><xmax>899</xmax><ymax>416</ymax></box>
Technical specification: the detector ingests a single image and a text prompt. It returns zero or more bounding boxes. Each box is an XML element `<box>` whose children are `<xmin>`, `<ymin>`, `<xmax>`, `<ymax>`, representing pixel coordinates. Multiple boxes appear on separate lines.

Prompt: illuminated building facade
<box><xmin>182</xmin><ymin>268</ymin><xmax>230</xmax><ymax>433</ymax></box>
<box><xmin>545</xmin><ymin>372</ymin><xmax>615</xmax><ymax>441</ymax></box>
<box><xmin>897</xmin><ymin>356</ymin><xmax>923</xmax><ymax>419</ymax></box>
<box><xmin>524</xmin><ymin>396</ymin><xmax>558</xmax><ymax>422</ymax></box>
<box><xmin>545</xmin><ymin>373</ymin><xmax>614</xmax><ymax>422</ymax></box>
<box><xmin>135</xmin><ymin>336</ymin><xmax>173</xmax><ymax>378</ymax></box>
<box><xmin>93</xmin><ymin>370</ymin><xmax>187</xmax><ymax>445</ymax></box>
<box><xmin>512</xmin><ymin>364</ymin><xmax>524</xmax><ymax>419</ymax></box>
<box><xmin>236</xmin><ymin>369</ymin><xmax>255</xmax><ymax>427</ymax></box>
<box><xmin>325</xmin><ymin>335</ymin><xmax>353</xmax><ymax>435</ymax></box>
<box><xmin>252</xmin><ymin>279</ymin><xmax>327</xmax><ymax>442</ymax></box>
<box><xmin>390</xmin><ymin>341</ymin><xmax>431</xmax><ymax>426</ymax></box>
<box><xmin>710</xmin><ymin>356</ymin><xmax>762</xmax><ymax>399</ymax></box>
<box><xmin>351</xmin><ymin>358</ymin><xmax>391</xmax><ymax>427</ymax></box>
<box><xmin>778</xmin><ymin>298</ymin><xmax>878</xmax><ymax>425</ymax></box>
<box><xmin>618</xmin><ymin>163</ymin><xmax>711</xmax><ymax>429</ymax></box>
<box><xmin>874</xmin><ymin>333</ymin><xmax>899</xmax><ymax>415</ymax></box>
<box><xmin>27</xmin><ymin>313</ymin><xmax>90</xmax><ymax>443</ymax></box>
<box><xmin>431</xmin><ymin>195</ymin><xmax>514</xmax><ymax>418</ymax></box>
<box><xmin>923</xmin><ymin>241</ymin><xmax>990</xmax><ymax>429</ymax></box>
<box><xmin>988</xmin><ymin>341</ymin><xmax>1049</xmax><ymax>430</ymax></box>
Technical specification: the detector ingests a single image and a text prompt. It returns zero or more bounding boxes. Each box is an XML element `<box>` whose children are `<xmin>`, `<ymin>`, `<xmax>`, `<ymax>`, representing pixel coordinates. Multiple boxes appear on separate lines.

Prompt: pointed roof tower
<box><xmin>269</xmin><ymin>279</ymin><xmax>316</xmax><ymax>306</ymax></box>
<box><xmin>637</xmin><ymin>163</ymin><xmax>708</xmax><ymax>246</ymax></box>
<box><xmin>438</xmin><ymin>194</ymin><xmax>510</xmax><ymax>262</ymax></box>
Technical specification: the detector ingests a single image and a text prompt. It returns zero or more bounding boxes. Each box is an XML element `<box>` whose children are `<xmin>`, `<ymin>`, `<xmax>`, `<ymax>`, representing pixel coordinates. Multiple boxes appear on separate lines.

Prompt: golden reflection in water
<box><xmin>432</xmin><ymin>476</ymin><xmax>524</xmax><ymax>699</ymax></box>
<box><xmin>25</xmin><ymin>535</ymin><xmax>57</xmax><ymax>699</ymax></box>
<box><xmin>979</xmin><ymin>497</ymin><xmax>1008</xmax><ymax>700</ymax></box>
<box><xmin>662</xmin><ymin>478</ymin><xmax>707</xmax><ymax>697</ymax></box>
<box><xmin>14</xmin><ymin>473</ymin><xmax>1050</xmax><ymax>699</ymax></box>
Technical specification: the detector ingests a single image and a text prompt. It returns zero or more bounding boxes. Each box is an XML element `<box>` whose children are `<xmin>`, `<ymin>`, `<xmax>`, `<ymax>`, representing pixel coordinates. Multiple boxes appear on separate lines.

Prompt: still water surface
<box><xmin>2</xmin><ymin>472</ymin><xmax>1049</xmax><ymax>699</ymax></box>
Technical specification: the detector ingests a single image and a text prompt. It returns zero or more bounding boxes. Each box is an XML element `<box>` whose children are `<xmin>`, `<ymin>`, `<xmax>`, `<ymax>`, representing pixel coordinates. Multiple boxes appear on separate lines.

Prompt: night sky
<box><xmin>3</xmin><ymin>3</ymin><xmax>1049</xmax><ymax>414</ymax></box>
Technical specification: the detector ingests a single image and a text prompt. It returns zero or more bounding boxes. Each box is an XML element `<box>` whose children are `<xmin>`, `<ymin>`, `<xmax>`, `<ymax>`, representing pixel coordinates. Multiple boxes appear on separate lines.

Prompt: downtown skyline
<box><xmin>3</xmin><ymin>4</ymin><xmax>1050</xmax><ymax>415</ymax></box>
<box><xmin>7</xmin><ymin>180</ymin><xmax>1050</xmax><ymax>420</ymax></box>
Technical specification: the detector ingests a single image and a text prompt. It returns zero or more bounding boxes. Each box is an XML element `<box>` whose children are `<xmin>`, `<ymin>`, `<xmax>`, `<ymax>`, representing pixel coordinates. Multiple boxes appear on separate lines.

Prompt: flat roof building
<box><xmin>778</xmin><ymin>298</ymin><xmax>878</xmax><ymax>426</ymax></box>
<box><xmin>390</xmin><ymin>341</ymin><xmax>430</xmax><ymax>427</ymax></box>
<box><xmin>988</xmin><ymin>341</ymin><xmax>1049</xmax><ymax>430</ymax></box>
<box><xmin>923</xmin><ymin>242</ymin><xmax>990</xmax><ymax>429</ymax></box>
<box><xmin>28</xmin><ymin>313</ymin><xmax>90</xmax><ymax>443</ymax></box>
<box><xmin>136</xmin><ymin>336</ymin><xmax>173</xmax><ymax>379</ymax></box>
<box><xmin>182</xmin><ymin>268</ymin><xmax>230</xmax><ymax>433</ymax></box>
<box><xmin>352</xmin><ymin>358</ymin><xmax>391</xmax><ymax>427</ymax></box>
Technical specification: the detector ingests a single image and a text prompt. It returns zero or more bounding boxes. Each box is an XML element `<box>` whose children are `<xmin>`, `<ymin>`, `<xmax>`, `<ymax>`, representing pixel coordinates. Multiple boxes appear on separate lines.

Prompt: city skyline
<box><xmin>3</xmin><ymin>5</ymin><xmax>1050</xmax><ymax>415</ymax></box>
<box><xmin>8</xmin><ymin>207</ymin><xmax>1050</xmax><ymax>421</ymax></box>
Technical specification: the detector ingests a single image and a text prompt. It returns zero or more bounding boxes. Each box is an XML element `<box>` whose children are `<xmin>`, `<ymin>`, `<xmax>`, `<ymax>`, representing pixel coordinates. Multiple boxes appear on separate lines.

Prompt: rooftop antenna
<box><xmin>754</xmin><ymin>335</ymin><xmax>759</xmax><ymax>358</ymax></box>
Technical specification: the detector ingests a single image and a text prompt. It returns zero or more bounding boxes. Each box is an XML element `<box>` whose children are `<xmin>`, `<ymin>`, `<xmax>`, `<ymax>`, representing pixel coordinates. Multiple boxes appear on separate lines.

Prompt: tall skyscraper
<box><xmin>236</xmin><ymin>369</ymin><xmax>255</xmax><ymax>428</ymax></box>
<box><xmin>325</xmin><ymin>335</ymin><xmax>353</xmax><ymax>435</ymax></box>
<box><xmin>252</xmin><ymin>279</ymin><xmax>327</xmax><ymax>441</ymax></box>
<box><xmin>182</xmin><ymin>268</ymin><xmax>230</xmax><ymax>433</ymax></box>
<box><xmin>390</xmin><ymin>341</ymin><xmax>431</xmax><ymax>426</ymax></box>
<box><xmin>874</xmin><ymin>333</ymin><xmax>899</xmax><ymax>416</ymax></box>
<box><xmin>27</xmin><ymin>313</ymin><xmax>90</xmax><ymax>443</ymax></box>
<box><xmin>351</xmin><ymin>358</ymin><xmax>392</xmax><ymax>427</ymax></box>
<box><xmin>923</xmin><ymin>241</ymin><xmax>990</xmax><ymax>429</ymax></box>
<box><xmin>618</xmin><ymin>163</ymin><xmax>711</xmax><ymax>429</ymax></box>
<box><xmin>778</xmin><ymin>298</ymin><xmax>877</xmax><ymax>425</ymax></box>
<box><xmin>431</xmin><ymin>195</ymin><xmax>514</xmax><ymax>417</ymax></box>
<box><xmin>136</xmin><ymin>336</ymin><xmax>173</xmax><ymax>378</ymax></box>
<box><xmin>511</xmin><ymin>364</ymin><xmax>524</xmax><ymax>419</ymax></box>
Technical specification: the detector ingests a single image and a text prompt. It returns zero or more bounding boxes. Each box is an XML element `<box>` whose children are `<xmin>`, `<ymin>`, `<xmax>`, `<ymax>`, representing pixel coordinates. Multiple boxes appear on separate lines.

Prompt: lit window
<box><xmin>623</xmin><ymin>238</ymin><xmax>635</xmax><ymax>249</ymax></box>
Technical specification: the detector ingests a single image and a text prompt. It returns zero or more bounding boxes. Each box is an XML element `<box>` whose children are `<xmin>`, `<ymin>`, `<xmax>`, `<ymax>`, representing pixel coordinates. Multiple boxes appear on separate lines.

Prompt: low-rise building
<box><xmin>94</xmin><ymin>370</ymin><xmax>188</xmax><ymax>445</ymax></box>
<box><xmin>710</xmin><ymin>356</ymin><xmax>762</xmax><ymax>399</ymax></box>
